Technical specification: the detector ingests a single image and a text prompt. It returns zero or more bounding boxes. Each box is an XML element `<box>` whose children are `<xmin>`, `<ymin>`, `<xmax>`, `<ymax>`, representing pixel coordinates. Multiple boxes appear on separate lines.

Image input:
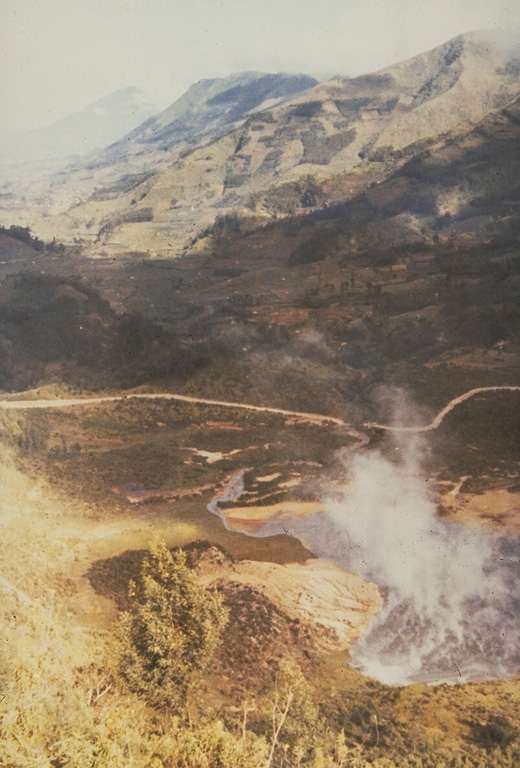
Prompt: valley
<box><xmin>1</xmin><ymin>26</ymin><xmax>520</xmax><ymax>768</ymax></box>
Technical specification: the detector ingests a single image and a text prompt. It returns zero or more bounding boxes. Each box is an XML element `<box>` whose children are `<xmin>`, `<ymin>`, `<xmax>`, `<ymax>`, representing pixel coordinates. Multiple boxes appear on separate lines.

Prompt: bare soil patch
<box><xmin>440</xmin><ymin>484</ymin><xmax>520</xmax><ymax>534</ymax></box>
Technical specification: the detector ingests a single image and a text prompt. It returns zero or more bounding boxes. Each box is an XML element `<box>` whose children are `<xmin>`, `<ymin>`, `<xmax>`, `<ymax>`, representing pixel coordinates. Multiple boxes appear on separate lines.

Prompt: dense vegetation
<box><xmin>0</xmin><ymin>224</ymin><xmax>48</xmax><ymax>252</ymax></box>
<box><xmin>0</xmin><ymin>271</ymin><xmax>210</xmax><ymax>391</ymax></box>
<box><xmin>116</xmin><ymin>541</ymin><xmax>228</xmax><ymax>711</ymax></box>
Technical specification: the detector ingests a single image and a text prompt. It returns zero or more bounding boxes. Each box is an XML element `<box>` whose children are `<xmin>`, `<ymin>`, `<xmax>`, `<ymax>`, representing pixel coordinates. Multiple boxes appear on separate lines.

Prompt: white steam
<box><xmin>320</xmin><ymin>439</ymin><xmax>520</xmax><ymax>685</ymax></box>
<box><xmin>208</xmin><ymin>393</ymin><xmax>520</xmax><ymax>686</ymax></box>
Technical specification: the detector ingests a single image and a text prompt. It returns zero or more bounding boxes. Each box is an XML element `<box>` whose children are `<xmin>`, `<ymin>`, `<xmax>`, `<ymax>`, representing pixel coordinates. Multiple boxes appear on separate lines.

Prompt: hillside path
<box><xmin>0</xmin><ymin>391</ymin><xmax>369</xmax><ymax>445</ymax></box>
<box><xmin>364</xmin><ymin>386</ymin><xmax>520</xmax><ymax>432</ymax></box>
<box><xmin>1</xmin><ymin>385</ymin><xmax>518</xmax><ymax>436</ymax></box>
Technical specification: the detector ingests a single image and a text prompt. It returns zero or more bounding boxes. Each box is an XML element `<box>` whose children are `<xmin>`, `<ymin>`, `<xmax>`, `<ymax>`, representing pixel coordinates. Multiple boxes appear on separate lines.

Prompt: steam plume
<box><xmin>318</xmin><ymin>433</ymin><xmax>520</xmax><ymax>685</ymax></box>
<box><xmin>209</xmin><ymin>392</ymin><xmax>520</xmax><ymax>685</ymax></box>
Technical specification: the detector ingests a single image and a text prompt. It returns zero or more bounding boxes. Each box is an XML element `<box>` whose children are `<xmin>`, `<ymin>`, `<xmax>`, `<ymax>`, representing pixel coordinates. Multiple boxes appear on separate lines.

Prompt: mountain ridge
<box><xmin>12</xmin><ymin>72</ymin><xmax>320</xmax><ymax>217</ymax></box>
<box><xmin>27</xmin><ymin>31</ymin><xmax>520</xmax><ymax>257</ymax></box>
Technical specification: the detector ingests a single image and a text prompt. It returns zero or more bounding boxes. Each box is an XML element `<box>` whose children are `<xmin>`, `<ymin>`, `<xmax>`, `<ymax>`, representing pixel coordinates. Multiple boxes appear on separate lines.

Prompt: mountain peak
<box><xmin>112</xmin><ymin>71</ymin><xmax>319</xmax><ymax>151</ymax></box>
<box><xmin>1</xmin><ymin>86</ymin><xmax>160</xmax><ymax>165</ymax></box>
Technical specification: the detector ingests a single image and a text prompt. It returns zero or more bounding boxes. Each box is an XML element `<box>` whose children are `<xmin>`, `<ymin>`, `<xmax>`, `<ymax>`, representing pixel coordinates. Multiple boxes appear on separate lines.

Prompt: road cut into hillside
<box><xmin>364</xmin><ymin>386</ymin><xmax>520</xmax><ymax>432</ymax></box>
<box><xmin>0</xmin><ymin>391</ymin><xmax>369</xmax><ymax>446</ymax></box>
<box><xmin>2</xmin><ymin>385</ymin><xmax>519</xmax><ymax>437</ymax></box>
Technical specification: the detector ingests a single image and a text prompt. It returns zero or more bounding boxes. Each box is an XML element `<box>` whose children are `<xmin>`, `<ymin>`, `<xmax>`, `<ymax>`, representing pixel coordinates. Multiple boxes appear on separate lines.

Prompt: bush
<box><xmin>116</xmin><ymin>540</ymin><xmax>228</xmax><ymax>712</ymax></box>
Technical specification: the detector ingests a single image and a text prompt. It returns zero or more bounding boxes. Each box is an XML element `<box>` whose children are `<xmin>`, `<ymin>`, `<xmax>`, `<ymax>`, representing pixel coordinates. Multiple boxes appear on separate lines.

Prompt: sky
<box><xmin>1</xmin><ymin>0</ymin><xmax>519</xmax><ymax>136</ymax></box>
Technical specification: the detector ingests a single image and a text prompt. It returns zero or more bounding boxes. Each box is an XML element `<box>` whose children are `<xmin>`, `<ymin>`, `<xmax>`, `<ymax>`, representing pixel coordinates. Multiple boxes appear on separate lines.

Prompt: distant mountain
<box><xmin>0</xmin><ymin>83</ymin><xmax>519</xmax><ymax>413</ymax></box>
<box><xmin>0</xmin><ymin>87</ymin><xmax>160</xmax><ymax>165</ymax></box>
<box><xmin>31</xmin><ymin>32</ymin><xmax>520</xmax><ymax>257</ymax></box>
<box><xmin>0</xmin><ymin>72</ymin><xmax>319</xmax><ymax>225</ymax></box>
<box><xmin>35</xmin><ymin>72</ymin><xmax>319</xmax><ymax>205</ymax></box>
<box><xmin>106</xmin><ymin>72</ymin><xmax>319</xmax><ymax>160</ymax></box>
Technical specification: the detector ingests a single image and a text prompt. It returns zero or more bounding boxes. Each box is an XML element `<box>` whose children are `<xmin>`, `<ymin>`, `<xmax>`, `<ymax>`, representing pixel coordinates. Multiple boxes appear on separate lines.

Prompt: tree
<box><xmin>265</xmin><ymin>666</ymin><xmax>325</xmax><ymax>768</ymax></box>
<box><xmin>116</xmin><ymin>540</ymin><xmax>228</xmax><ymax>711</ymax></box>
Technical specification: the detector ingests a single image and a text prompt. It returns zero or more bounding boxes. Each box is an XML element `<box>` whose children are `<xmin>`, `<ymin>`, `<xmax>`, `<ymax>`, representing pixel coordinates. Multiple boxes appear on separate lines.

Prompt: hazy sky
<box><xmin>1</xmin><ymin>0</ymin><xmax>518</xmax><ymax>136</ymax></box>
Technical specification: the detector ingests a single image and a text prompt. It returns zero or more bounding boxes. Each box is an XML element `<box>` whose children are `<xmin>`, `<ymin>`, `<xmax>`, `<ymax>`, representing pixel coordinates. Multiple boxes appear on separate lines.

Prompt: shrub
<box><xmin>116</xmin><ymin>540</ymin><xmax>228</xmax><ymax>712</ymax></box>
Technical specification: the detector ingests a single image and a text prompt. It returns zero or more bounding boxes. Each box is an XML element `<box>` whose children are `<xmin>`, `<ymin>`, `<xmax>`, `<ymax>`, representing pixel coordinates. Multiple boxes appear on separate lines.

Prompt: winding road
<box><xmin>364</xmin><ymin>386</ymin><xmax>520</xmax><ymax>432</ymax></box>
<box><xmin>0</xmin><ymin>385</ymin><xmax>519</xmax><ymax>437</ymax></box>
<box><xmin>0</xmin><ymin>391</ymin><xmax>369</xmax><ymax>446</ymax></box>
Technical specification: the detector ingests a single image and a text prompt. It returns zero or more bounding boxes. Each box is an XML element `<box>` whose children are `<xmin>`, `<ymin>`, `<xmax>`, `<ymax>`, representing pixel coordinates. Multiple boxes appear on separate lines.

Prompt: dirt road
<box><xmin>364</xmin><ymin>386</ymin><xmax>520</xmax><ymax>432</ymax></box>
<box><xmin>0</xmin><ymin>391</ymin><xmax>369</xmax><ymax>445</ymax></box>
<box><xmin>1</xmin><ymin>385</ymin><xmax>518</xmax><ymax>437</ymax></box>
